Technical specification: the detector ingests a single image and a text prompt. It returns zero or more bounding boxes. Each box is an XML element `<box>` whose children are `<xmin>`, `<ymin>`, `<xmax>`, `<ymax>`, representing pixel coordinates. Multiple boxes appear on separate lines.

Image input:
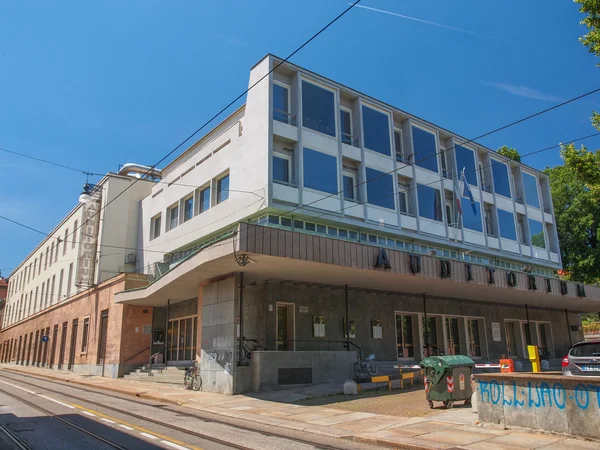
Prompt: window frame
<box><xmin>455</xmin><ymin>144</ymin><xmax>478</xmax><ymax>187</ymax></box>
<box><xmin>302</xmin><ymin>147</ymin><xmax>339</xmax><ymax>195</ymax></box>
<box><xmin>72</xmin><ymin>220</ymin><xmax>78</xmax><ymax>249</ymax></box>
<box><xmin>150</xmin><ymin>213</ymin><xmax>162</xmax><ymax>240</ymax></box>
<box><xmin>490</xmin><ymin>157</ymin><xmax>512</xmax><ymax>198</ymax></box>
<box><xmin>301</xmin><ymin>78</ymin><xmax>337</xmax><ymax>138</ymax></box>
<box><xmin>216</xmin><ymin>173</ymin><xmax>230</xmax><ymax>205</ymax></box>
<box><xmin>522</xmin><ymin>170</ymin><xmax>541</xmax><ymax>209</ymax></box>
<box><xmin>196</xmin><ymin>185</ymin><xmax>211</xmax><ymax>215</ymax></box>
<box><xmin>273</xmin><ymin>149</ymin><xmax>293</xmax><ymax>185</ymax></box>
<box><xmin>394</xmin><ymin>128</ymin><xmax>404</xmax><ymax>163</ymax></box>
<box><xmin>398</xmin><ymin>182</ymin><xmax>410</xmax><ymax>215</ymax></box>
<box><xmin>412</xmin><ymin>124</ymin><xmax>439</xmax><ymax>173</ymax></box>
<box><xmin>340</xmin><ymin>106</ymin><xmax>354</xmax><ymax>145</ymax></box>
<box><xmin>167</xmin><ymin>203</ymin><xmax>179</xmax><ymax>232</ymax></box>
<box><xmin>342</xmin><ymin>166</ymin><xmax>358</xmax><ymax>202</ymax></box>
<box><xmin>361</xmin><ymin>103</ymin><xmax>392</xmax><ymax>157</ymax></box>
<box><xmin>81</xmin><ymin>316</ymin><xmax>90</xmax><ymax>354</ymax></box>
<box><xmin>273</xmin><ymin>80</ymin><xmax>291</xmax><ymax>124</ymax></box>
<box><xmin>181</xmin><ymin>194</ymin><xmax>194</xmax><ymax>223</ymax></box>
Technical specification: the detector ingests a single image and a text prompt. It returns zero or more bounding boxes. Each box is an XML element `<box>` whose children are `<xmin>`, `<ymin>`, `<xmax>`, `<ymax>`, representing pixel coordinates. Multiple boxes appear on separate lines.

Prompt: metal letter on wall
<box><xmin>560</xmin><ymin>281</ymin><xmax>568</xmax><ymax>295</ymax></box>
<box><xmin>507</xmin><ymin>271</ymin><xmax>517</xmax><ymax>287</ymax></box>
<box><xmin>440</xmin><ymin>260</ymin><xmax>451</xmax><ymax>278</ymax></box>
<box><xmin>487</xmin><ymin>268</ymin><xmax>495</xmax><ymax>285</ymax></box>
<box><xmin>527</xmin><ymin>275</ymin><xmax>537</xmax><ymax>291</ymax></box>
<box><xmin>465</xmin><ymin>264</ymin><xmax>473</xmax><ymax>281</ymax></box>
<box><xmin>545</xmin><ymin>278</ymin><xmax>552</xmax><ymax>293</ymax></box>
<box><xmin>375</xmin><ymin>248</ymin><xmax>391</xmax><ymax>270</ymax></box>
<box><xmin>75</xmin><ymin>191</ymin><xmax>102</xmax><ymax>288</ymax></box>
<box><xmin>577</xmin><ymin>284</ymin><xmax>586</xmax><ymax>297</ymax></box>
<box><xmin>409</xmin><ymin>254</ymin><xmax>421</xmax><ymax>274</ymax></box>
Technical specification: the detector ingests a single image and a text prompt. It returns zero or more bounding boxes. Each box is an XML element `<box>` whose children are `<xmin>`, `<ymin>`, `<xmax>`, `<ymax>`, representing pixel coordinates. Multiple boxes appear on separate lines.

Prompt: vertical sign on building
<box><xmin>75</xmin><ymin>192</ymin><xmax>102</xmax><ymax>288</ymax></box>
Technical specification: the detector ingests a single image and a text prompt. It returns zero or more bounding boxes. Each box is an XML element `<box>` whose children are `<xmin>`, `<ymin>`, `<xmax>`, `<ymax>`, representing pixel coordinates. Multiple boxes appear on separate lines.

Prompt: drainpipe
<box><xmin>345</xmin><ymin>285</ymin><xmax>349</xmax><ymax>351</ymax></box>
<box><xmin>238</xmin><ymin>273</ymin><xmax>244</xmax><ymax>366</ymax></box>
<box><xmin>565</xmin><ymin>308</ymin><xmax>573</xmax><ymax>348</ymax></box>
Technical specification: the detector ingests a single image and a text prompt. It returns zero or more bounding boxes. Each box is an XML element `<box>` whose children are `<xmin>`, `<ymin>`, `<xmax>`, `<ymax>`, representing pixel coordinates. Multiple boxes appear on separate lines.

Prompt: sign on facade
<box><xmin>491</xmin><ymin>322</ymin><xmax>502</xmax><ymax>342</ymax></box>
<box><xmin>313</xmin><ymin>316</ymin><xmax>326</xmax><ymax>337</ymax></box>
<box><xmin>75</xmin><ymin>192</ymin><xmax>102</xmax><ymax>287</ymax></box>
<box><xmin>298</xmin><ymin>306</ymin><xmax>309</xmax><ymax>313</ymax></box>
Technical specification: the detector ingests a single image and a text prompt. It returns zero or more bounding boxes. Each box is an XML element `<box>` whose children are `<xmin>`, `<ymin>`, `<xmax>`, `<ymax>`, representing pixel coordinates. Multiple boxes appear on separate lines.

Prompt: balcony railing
<box><xmin>341</xmin><ymin>132</ymin><xmax>359</xmax><ymax>147</ymax></box>
<box><xmin>273</xmin><ymin>109</ymin><xmax>297</xmax><ymax>126</ymax></box>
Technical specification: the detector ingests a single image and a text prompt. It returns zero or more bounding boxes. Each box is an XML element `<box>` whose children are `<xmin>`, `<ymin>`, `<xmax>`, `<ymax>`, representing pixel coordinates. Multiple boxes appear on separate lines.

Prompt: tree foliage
<box><xmin>497</xmin><ymin>145</ymin><xmax>521</xmax><ymax>162</ymax></box>
<box><xmin>545</xmin><ymin>144</ymin><xmax>600</xmax><ymax>284</ymax></box>
<box><xmin>575</xmin><ymin>0</ymin><xmax>600</xmax><ymax>63</ymax></box>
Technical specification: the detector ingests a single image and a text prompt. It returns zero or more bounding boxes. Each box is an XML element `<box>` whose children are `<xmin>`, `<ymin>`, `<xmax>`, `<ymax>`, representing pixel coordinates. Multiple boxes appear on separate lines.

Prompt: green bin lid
<box><xmin>419</xmin><ymin>355</ymin><xmax>475</xmax><ymax>384</ymax></box>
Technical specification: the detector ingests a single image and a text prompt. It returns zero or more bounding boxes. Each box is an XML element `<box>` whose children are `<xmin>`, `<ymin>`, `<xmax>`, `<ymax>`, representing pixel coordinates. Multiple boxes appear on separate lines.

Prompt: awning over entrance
<box><xmin>115</xmin><ymin>224</ymin><xmax>600</xmax><ymax>312</ymax></box>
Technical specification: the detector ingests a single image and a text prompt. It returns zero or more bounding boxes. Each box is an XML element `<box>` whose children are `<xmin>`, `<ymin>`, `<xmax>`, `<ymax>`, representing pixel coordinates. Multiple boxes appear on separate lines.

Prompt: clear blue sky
<box><xmin>1</xmin><ymin>0</ymin><xmax>599</xmax><ymax>275</ymax></box>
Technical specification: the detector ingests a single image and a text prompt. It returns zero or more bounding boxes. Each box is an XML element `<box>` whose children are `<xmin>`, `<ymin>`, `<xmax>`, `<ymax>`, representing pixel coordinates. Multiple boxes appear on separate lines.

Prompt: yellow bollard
<box><xmin>528</xmin><ymin>345</ymin><xmax>541</xmax><ymax>372</ymax></box>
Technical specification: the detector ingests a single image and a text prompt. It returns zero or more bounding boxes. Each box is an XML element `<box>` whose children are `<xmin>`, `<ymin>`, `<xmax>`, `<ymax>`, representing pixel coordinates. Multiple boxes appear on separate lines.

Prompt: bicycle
<box><xmin>354</xmin><ymin>353</ymin><xmax>379</xmax><ymax>378</ymax></box>
<box><xmin>239</xmin><ymin>336</ymin><xmax>266</xmax><ymax>360</ymax></box>
<box><xmin>184</xmin><ymin>365</ymin><xmax>202</xmax><ymax>391</ymax></box>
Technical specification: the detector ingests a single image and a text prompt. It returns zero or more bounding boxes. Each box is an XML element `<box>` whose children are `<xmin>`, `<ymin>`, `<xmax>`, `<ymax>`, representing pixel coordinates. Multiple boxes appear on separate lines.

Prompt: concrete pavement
<box><xmin>1</xmin><ymin>364</ymin><xmax>598</xmax><ymax>449</ymax></box>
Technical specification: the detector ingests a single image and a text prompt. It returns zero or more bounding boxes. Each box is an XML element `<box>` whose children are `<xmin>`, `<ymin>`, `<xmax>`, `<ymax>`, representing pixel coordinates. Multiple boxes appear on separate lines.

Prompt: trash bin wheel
<box><xmin>427</xmin><ymin>400</ymin><xmax>434</xmax><ymax>409</ymax></box>
<box><xmin>444</xmin><ymin>401</ymin><xmax>454</xmax><ymax>409</ymax></box>
<box><xmin>464</xmin><ymin>398</ymin><xmax>471</xmax><ymax>406</ymax></box>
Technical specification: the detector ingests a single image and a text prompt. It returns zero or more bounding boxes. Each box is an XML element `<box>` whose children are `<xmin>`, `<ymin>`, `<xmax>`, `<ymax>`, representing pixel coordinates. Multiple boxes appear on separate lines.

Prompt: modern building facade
<box><xmin>2</xmin><ymin>55</ymin><xmax>600</xmax><ymax>394</ymax></box>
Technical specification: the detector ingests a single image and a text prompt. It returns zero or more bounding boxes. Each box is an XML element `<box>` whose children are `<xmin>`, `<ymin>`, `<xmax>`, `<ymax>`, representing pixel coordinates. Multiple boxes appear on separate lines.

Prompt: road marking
<box><xmin>39</xmin><ymin>395</ymin><xmax>75</xmax><ymax>409</ymax></box>
<box><xmin>101</xmin><ymin>418</ymin><xmax>116</xmax><ymax>424</ymax></box>
<box><xmin>0</xmin><ymin>379</ymin><xmax>36</xmax><ymax>394</ymax></box>
<box><xmin>82</xmin><ymin>411</ymin><xmax>96</xmax><ymax>417</ymax></box>
<box><xmin>118</xmin><ymin>424</ymin><xmax>134</xmax><ymax>431</ymax></box>
<box><xmin>162</xmin><ymin>440</ymin><xmax>191</xmax><ymax>450</ymax></box>
<box><xmin>70</xmin><ymin>403</ymin><xmax>202</xmax><ymax>450</ymax></box>
<box><xmin>140</xmin><ymin>432</ymin><xmax>159</xmax><ymax>440</ymax></box>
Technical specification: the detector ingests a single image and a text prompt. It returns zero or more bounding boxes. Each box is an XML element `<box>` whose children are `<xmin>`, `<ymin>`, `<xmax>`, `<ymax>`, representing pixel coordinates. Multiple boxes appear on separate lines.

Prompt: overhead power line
<box><xmin>0</xmin><ymin>146</ymin><xmax>102</xmax><ymax>176</ymax></box>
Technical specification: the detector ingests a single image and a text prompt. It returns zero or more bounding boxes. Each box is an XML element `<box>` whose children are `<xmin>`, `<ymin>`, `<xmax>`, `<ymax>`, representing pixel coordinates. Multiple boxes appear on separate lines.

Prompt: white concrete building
<box><xmin>3</xmin><ymin>173</ymin><xmax>153</xmax><ymax>328</ymax></box>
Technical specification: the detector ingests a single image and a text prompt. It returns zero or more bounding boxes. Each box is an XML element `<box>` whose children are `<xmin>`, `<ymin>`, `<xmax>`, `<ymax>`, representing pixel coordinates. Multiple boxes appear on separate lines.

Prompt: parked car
<box><xmin>562</xmin><ymin>340</ymin><xmax>600</xmax><ymax>376</ymax></box>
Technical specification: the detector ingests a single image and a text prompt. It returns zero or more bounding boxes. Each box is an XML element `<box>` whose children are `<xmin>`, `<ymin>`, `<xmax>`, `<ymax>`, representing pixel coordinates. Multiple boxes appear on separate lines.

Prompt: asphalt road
<box><xmin>0</xmin><ymin>370</ymin><xmax>374</xmax><ymax>450</ymax></box>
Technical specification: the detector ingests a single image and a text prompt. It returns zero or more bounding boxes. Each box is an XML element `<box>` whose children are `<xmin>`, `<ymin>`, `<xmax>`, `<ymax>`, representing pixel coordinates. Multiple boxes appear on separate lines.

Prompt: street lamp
<box><xmin>79</xmin><ymin>182</ymin><xmax>96</xmax><ymax>204</ymax></box>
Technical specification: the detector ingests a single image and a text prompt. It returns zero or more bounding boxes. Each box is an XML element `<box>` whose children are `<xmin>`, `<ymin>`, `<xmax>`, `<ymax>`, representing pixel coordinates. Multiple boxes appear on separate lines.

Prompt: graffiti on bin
<box><xmin>477</xmin><ymin>379</ymin><xmax>600</xmax><ymax>410</ymax></box>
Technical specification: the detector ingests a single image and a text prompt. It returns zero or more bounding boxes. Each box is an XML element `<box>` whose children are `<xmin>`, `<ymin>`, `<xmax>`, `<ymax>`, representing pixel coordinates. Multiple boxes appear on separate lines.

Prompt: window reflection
<box><xmin>302</xmin><ymin>81</ymin><xmax>336</xmax><ymax>137</ymax></box>
<box><xmin>273</xmin><ymin>83</ymin><xmax>289</xmax><ymax>123</ymax></box>
<box><xmin>417</xmin><ymin>184</ymin><xmax>443</xmax><ymax>221</ymax></box>
<box><xmin>303</xmin><ymin>148</ymin><xmax>338</xmax><ymax>194</ymax></box>
<box><xmin>491</xmin><ymin>159</ymin><xmax>511</xmax><ymax>198</ymax></box>
<box><xmin>529</xmin><ymin>219</ymin><xmax>545</xmax><ymax>248</ymax></box>
<box><xmin>461</xmin><ymin>198</ymin><xmax>482</xmax><ymax>232</ymax></box>
<box><xmin>412</xmin><ymin>127</ymin><xmax>438</xmax><ymax>173</ymax></box>
<box><xmin>497</xmin><ymin>209</ymin><xmax>517</xmax><ymax>240</ymax></box>
<box><xmin>362</xmin><ymin>106</ymin><xmax>391</xmax><ymax>156</ymax></box>
<box><xmin>455</xmin><ymin>145</ymin><xmax>477</xmax><ymax>186</ymax></box>
<box><xmin>522</xmin><ymin>172</ymin><xmax>540</xmax><ymax>209</ymax></box>
<box><xmin>366</xmin><ymin>168</ymin><xmax>395</xmax><ymax>209</ymax></box>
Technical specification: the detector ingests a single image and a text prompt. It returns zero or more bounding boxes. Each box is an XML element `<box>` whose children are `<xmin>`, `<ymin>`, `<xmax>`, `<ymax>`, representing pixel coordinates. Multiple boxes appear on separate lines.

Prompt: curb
<box><xmin>353</xmin><ymin>435</ymin><xmax>432</xmax><ymax>450</ymax></box>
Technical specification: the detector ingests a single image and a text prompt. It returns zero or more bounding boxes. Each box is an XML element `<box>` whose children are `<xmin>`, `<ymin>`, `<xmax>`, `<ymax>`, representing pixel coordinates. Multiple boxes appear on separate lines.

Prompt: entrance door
<box><xmin>505</xmin><ymin>321</ymin><xmax>520</xmax><ymax>358</ymax></box>
<box><xmin>395</xmin><ymin>314</ymin><xmax>415</xmax><ymax>359</ymax></box>
<box><xmin>26</xmin><ymin>333</ymin><xmax>33</xmax><ymax>366</ymax></box>
<box><xmin>42</xmin><ymin>327</ymin><xmax>50</xmax><ymax>367</ymax></box>
<box><xmin>58</xmin><ymin>322</ymin><xmax>68</xmax><ymax>369</ymax></box>
<box><xmin>97</xmin><ymin>310</ymin><xmax>109</xmax><ymax>365</ymax></box>
<box><xmin>522</xmin><ymin>322</ymin><xmax>535</xmax><ymax>348</ymax></box>
<box><xmin>68</xmin><ymin>320</ymin><xmax>78</xmax><ymax>370</ymax></box>
<box><xmin>467</xmin><ymin>319</ymin><xmax>482</xmax><ymax>358</ymax></box>
<box><xmin>276</xmin><ymin>304</ymin><xmax>294</xmax><ymax>351</ymax></box>
<box><xmin>49</xmin><ymin>325</ymin><xmax>58</xmax><ymax>368</ymax></box>
<box><xmin>166</xmin><ymin>316</ymin><xmax>197</xmax><ymax>363</ymax></box>
<box><xmin>537</xmin><ymin>322</ymin><xmax>553</xmax><ymax>356</ymax></box>
<box><xmin>445</xmin><ymin>318</ymin><xmax>461</xmax><ymax>355</ymax></box>
<box><xmin>21</xmin><ymin>335</ymin><xmax>27</xmax><ymax>365</ymax></box>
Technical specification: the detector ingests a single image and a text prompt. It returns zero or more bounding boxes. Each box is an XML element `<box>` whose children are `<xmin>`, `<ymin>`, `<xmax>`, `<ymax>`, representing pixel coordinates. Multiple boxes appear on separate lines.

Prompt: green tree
<box><xmin>497</xmin><ymin>146</ymin><xmax>521</xmax><ymax>162</ymax></box>
<box><xmin>575</xmin><ymin>0</ymin><xmax>600</xmax><ymax>131</ymax></box>
<box><xmin>545</xmin><ymin>144</ymin><xmax>600</xmax><ymax>284</ymax></box>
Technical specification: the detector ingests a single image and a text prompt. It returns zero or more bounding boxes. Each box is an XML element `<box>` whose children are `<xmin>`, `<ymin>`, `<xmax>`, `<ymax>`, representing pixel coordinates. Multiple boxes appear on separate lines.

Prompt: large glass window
<box><xmin>183</xmin><ymin>196</ymin><xmax>193</xmax><ymax>223</ymax></box>
<box><xmin>398</xmin><ymin>183</ymin><xmax>409</xmax><ymax>214</ymax></box>
<box><xmin>217</xmin><ymin>175</ymin><xmax>229</xmax><ymax>204</ymax></box>
<box><xmin>302</xmin><ymin>81</ymin><xmax>335</xmax><ymax>137</ymax></box>
<box><xmin>273</xmin><ymin>83</ymin><xmax>289</xmax><ymax>123</ymax></box>
<box><xmin>461</xmin><ymin>198</ymin><xmax>483</xmax><ymax>232</ymax></box>
<box><xmin>417</xmin><ymin>184</ymin><xmax>443</xmax><ymax>221</ymax></box>
<box><xmin>198</xmin><ymin>187</ymin><xmax>210</xmax><ymax>214</ymax></box>
<box><xmin>529</xmin><ymin>218</ymin><xmax>546</xmax><ymax>248</ymax></box>
<box><xmin>340</xmin><ymin>108</ymin><xmax>353</xmax><ymax>145</ymax></box>
<box><xmin>455</xmin><ymin>145</ymin><xmax>477</xmax><ymax>186</ymax></box>
<box><xmin>467</xmin><ymin>319</ymin><xmax>482</xmax><ymax>358</ymax></box>
<box><xmin>168</xmin><ymin>204</ymin><xmax>179</xmax><ymax>230</ymax></box>
<box><xmin>412</xmin><ymin>126</ymin><xmax>438</xmax><ymax>173</ymax></box>
<box><xmin>343</xmin><ymin>167</ymin><xmax>357</xmax><ymax>201</ymax></box>
<box><xmin>491</xmin><ymin>159</ymin><xmax>511</xmax><ymax>198</ymax></box>
<box><xmin>497</xmin><ymin>209</ymin><xmax>517</xmax><ymax>240</ymax></box>
<box><xmin>366</xmin><ymin>168</ymin><xmax>395</xmax><ymax>209</ymax></box>
<box><xmin>303</xmin><ymin>148</ymin><xmax>338</xmax><ymax>194</ymax></box>
<box><xmin>273</xmin><ymin>153</ymin><xmax>291</xmax><ymax>184</ymax></box>
<box><xmin>151</xmin><ymin>214</ymin><xmax>161</xmax><ymax>240</ymax></box>
<box><xmin>362</xmin><ymin>105</ymin><xmax>391</xmax><ymax>156</ymax></box>
<box><xmin>522</xmin><ymin>172</ymin><xmax>540</xmax><ymax>208</ymax></box>
<box><xmin>395</xmin><ymin>314</ymin><xmax>414</xmax><ymax>358</ymax></box>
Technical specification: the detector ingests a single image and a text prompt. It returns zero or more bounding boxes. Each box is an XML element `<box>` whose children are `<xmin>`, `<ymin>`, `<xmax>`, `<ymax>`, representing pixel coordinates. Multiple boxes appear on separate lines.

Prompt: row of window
<box><xmin>8</xmin><ymin>220</ymin><xmax>78</xmax><ymax>301</ymax></box>
<box><xmin>250</xmin><ymin>213</ymin><xmax>555</xmax><ymax>277</ymax></box>
<box><xmin>273</xmin><ymin>79</ymin><xmax>544</xmax><ymax>210</ymax></box>
<box><xmin>166</xmin><ymin>227</ymin><xmax>236</xmax><ymax>266</ymax></box>
<box><xmin>4</xmin><ymin>263</ymin><xmax>75</xmax><ymax>327</ymax></box>
<box><xmin>275</xmin><ymin>147</ymin><xmax>548</xmax><ymax>249</ymax></box>
<box><xmin>150</xmin><ymin>173</ymin><xmax>230</xmax><ymax>240</ymax></box>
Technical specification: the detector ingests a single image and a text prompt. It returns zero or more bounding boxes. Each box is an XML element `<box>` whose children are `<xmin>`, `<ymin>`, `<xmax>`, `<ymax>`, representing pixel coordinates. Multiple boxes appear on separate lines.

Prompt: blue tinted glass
<box><xmin>522</xmin><ymin>172</ymin><xmax>540</xmax><ymax>208</ymax></box>
<box><xmin>340</xmin><ymin>110</ymin><xmax>352</xmax><ymax>145</ymax></box>
<box><xmin>199</xmin><ymin>188</ymin><xmax>210</xmax><ymax>213</ymax></box>
<box><xmin>362</xmin><ymin>106</ymin><xmax>391</xmax><ymax>156</ymax></box>
<box><xmin>461</xmin><ymin>198</ymin><xmax>482</xmax><ymax>232</ymax></box>
<box><xmin>497</xmin><ymin>209</ymin><xmax>516</xmax><ymax>240</ymax></box>
<box><xmin>343</xmin><ymin>175</ymin><xmax>354</xmax><ymax>200</ymax></box>
<box><xmin>273</xmin><ymin>155</ymin><xmax>289</xmax><ymax>183</ymax></box>
<box><xmin>303</xmin><ymin>148</ymin><xmax>338</xmax><ymax>194</ymax></box>
<box><xmin>455</xmin><ymin>145</ymin><xmax>477</xmax><ymax>186</ymax></box>
<box><xmin>217</xmin><ymin>175</ymin><xmax>229</xmax><ymax>204</ymax></box>
<box><xmin>366</xmin><ymin>168</ymin><xmax>395</xmax><ymax>209</ymax></box>
<box><xmin>529</xmin><ymin>219</ymin><xmax>545</xmax><ymax>248</ymax></box>
<box><xmin>273</xmin><ymin>84</ymin><xmax>289</xmax><ymax>123</ymax></box>
<box><xmin>412</xmin><ymin>127</ymin><xmax>438</xmax><ymax>172</ymax></box>
<box><xmin>184</xmin><ymin>197</ymin><xmax>193</xmax><ymax>221</ymax></box>
<box><xmin>302</xmin><ymin>81</ymin><xmax>335</xmax><ymax>137</ymax></box>
<box><xmin>417</xmin><ymin>184</ymin><xmax>443</xmax><ymax>221</ymax></box>
<box><xmin>491</xmin><ymin>159</ymin><xmax>511</xmax><ymax>198</ymax></box>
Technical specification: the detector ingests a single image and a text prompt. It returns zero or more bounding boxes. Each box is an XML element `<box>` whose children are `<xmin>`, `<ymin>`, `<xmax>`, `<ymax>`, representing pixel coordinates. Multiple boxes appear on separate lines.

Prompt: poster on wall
<box><xmin>372</xmin><ymin>319</ymin><xmax>383</xmax><ymax>339</ymax></box>
<box><xmin>343</xmin><ymin>318</ymin><xmax>356</xmax><ymax>339</ymax></box>
<box><xmin>491</xmin><ymin>322</ymin><xmax>502</xmax><ymax>342</ymax></box>
<box><xmin>313</xmin><ymin>316</ymin><xmax>326</xmax><ymax>338</ymax></box>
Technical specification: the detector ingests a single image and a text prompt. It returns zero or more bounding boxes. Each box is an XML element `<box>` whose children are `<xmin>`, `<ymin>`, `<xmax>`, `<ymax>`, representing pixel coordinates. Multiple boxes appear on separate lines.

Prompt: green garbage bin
<box><xmin>420</xmin><ymin>355</ymin><xmax>474</xmax><ymax>409</ymax></box>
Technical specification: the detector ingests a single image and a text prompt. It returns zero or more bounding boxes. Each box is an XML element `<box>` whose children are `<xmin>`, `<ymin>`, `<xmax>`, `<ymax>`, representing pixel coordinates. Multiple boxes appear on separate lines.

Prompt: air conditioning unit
<box><xmin>125</xmin><ymin>253</ymin><xmax>137</xmax><ymax>264</ymax></box>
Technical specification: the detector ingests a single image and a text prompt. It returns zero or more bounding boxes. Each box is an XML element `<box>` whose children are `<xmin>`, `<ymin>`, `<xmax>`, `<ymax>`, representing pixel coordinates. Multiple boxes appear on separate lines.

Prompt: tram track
<box><xmin>0</xmin><ymin>370</ymin><xmax>348</xmax><ymax>450</ymax></box>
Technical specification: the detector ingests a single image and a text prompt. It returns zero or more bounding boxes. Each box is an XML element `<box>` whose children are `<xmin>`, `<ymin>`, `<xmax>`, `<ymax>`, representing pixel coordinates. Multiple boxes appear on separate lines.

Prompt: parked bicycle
<box><xmin>184</xmin><ymin>365</ymin><xmax>202</xmax><ymax>391</ymax></box>
<box><xmin>239</xmin><ymin>336</ymin><xmax>267</xmax><ymax>360</ymax></box>
<box><xmin>354</xmin><ymin>353</ymin><xmax>379</xmax><ymax>378</ymax></box>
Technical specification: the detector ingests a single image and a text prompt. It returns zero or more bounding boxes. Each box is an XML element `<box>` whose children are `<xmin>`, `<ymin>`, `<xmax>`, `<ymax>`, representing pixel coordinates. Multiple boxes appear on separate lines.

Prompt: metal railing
<box><xmin>273</xmin><ymin>109</ymin><xmax>297</xmax><ymax>126</ymax></box>
<box><xmin>147</xmin><ymin>352</ymin><xmax>162</xmax><ymax>377</ymax></box>
<box><xmin>120</xmin><ymin>347</ymin><xmax>149</xmax><ymax>364</ymax></box>
<box><xmin>341</xmin><ymin>132</ymin><xmax>360</xmax><ymax>146</ymax></box>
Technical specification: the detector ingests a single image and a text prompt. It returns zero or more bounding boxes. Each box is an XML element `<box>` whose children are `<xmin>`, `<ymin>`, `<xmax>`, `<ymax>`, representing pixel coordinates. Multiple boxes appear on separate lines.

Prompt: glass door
<box><xmin>467</xmin><ymin>319</ymin><xmax>482</xmax><ymax>358</ymax></box>
<box><xmin>166</xmin><ymin>316</ymin><xmax>196</xmax><ymax>362</ymax></box>
<box><xmin>395</xmin><ymin>314</ymin><xmax>414</xmax><ymax>359</ymax></box>
<box><xmin>445</xmin><ymin>318</ymin><xmax>461</xmax><ymax>355</ymax></box>
<box><xmin>505</xmin><ymin>321</ymin><xmax>519</xmax><ymax>357</ymax></box>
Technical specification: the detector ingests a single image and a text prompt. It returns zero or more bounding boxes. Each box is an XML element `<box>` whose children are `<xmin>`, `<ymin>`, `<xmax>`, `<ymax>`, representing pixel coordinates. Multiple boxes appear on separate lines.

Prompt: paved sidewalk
<box><xmin>1</xmin><ymin>364</ymin><xmax>598</xmax><ymax>449</ymax></box>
